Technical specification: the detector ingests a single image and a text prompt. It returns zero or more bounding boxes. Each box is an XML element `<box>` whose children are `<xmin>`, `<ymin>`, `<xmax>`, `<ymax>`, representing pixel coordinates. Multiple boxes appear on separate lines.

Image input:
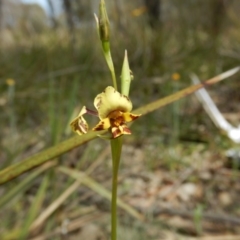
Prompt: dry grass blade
<box><xmin>29</xmin><ymin>147</ymin><xmax>110</xmax><ymax>233</ymax></box>
<box><xmin>161</xmin><ymin>231</ymin><xmax>240</xmax><ymax>240</ymax></box>
<box><xmin>29</xmin><ymin>213</ymin><xmax>103</xmax><ymax>240</ymax></box>
<box><xmin>58</xmin><ymin>166</ymin><xmax>145</xmax><ymax>221</ymax></box>
<box><xmin>29</xmin><ymin>180</ymin><xmax>81</xmax><ymax>233</ymax></box>
<box><xmin>134</xmin><ymin>66</ymin><xmax>240</xmax><ymax>115</ymax></box>
<box><xmin>187</xmin><ymin>235</ymin><xmax>240</xmax><ymax>240</ymax></box>
<box><xmin>0</xmin><ymin>162</ymin><xmax>56</xmax><ymax>208</ymax></box>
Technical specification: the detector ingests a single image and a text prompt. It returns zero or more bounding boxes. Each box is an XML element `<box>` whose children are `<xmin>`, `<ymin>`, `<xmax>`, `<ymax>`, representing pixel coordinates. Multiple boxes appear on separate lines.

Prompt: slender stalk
<box><xmin>110</xmin><ymin>137</ymin><xmax>122</xmax><ymax>240</ymax></box>
<box><xmin>7</xmin><ymin>79</ymin><xmax>16</xmax><ymax>137</ymax></box>
<box><xmin>102</xmin><ymin>42</ymin><xmax>118</xmax><ymax>90</ymax></box>
<box><xmin>97</xmin><ymin>0</ymin><xmax>118</xmax><ymax>90</ymax></box>
<box><xmin>111</xmin><ymin>165</ymin><xmax>119</xmax><ymax>240</ymax></box>
<box><xmin>172</xmin><ymin>81</ymin><xmax>179</xmax><ymax>144</ymax></box>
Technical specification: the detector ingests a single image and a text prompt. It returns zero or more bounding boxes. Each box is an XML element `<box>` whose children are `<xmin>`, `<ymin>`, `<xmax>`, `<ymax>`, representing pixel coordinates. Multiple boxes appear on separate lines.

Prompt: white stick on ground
<box><xmin>190</xmin><ymin>73</ymin><xmax>240</xmax><ymax>144</ymax></box>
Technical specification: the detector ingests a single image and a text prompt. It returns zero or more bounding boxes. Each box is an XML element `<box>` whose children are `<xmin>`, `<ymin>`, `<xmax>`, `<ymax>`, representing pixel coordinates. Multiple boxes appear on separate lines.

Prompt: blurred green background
<box><xmin>0</xmin><ymin>0</ymin><xmax>240</xmax><ymax>239</ymax></box>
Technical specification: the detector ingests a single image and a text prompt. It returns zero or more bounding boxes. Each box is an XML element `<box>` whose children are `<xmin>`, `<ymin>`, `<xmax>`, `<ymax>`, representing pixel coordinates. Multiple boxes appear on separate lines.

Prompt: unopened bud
<box><xmin>121</xmin><ymin>50</ymin><xmax>132</xmax><ymax>96</ymax></box>
<box><xmin>99</xmin><ymin>0</ymin><xmax>110</xmax><ymax>42</ymax></box>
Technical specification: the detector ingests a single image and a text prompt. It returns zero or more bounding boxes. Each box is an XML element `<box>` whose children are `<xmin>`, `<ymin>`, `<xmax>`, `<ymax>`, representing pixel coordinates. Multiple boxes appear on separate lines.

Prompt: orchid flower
<box><xmin>70</xmin><ymin>86</ymin><xmax>140</xmax><ymax>139</ymax></box>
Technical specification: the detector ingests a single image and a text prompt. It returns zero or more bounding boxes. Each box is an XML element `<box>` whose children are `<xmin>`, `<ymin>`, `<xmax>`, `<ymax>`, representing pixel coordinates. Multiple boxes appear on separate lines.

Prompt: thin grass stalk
<box><xmin>0</xmin><ymin>162</ymin><xmax>55</xmax><ymax>208</ymax></box>
<box><xmin>20</xmin><ymin>174</ymin><xmax>49</xmax><ymax>239</ymax></box>
<box><xmin>58</xmin><ymin>166</ymin><xmax>144</xmax><ymax>220</ymax></box>
<box><xmin>29</xmin><ymin>180</ymin><xmax>81</xmax><ymax>233</ymax></box>
<box><xmin>172</xmin><ymin>79</ymin><xmax>180</xmax><ymax>144</ymax></box>
<box><xmin>0</xmin><ymin>66</ymin><xmax>238</xmax><ymax>185</ymax></box>
<box><xmin>48</xmin><ymin>76</ymin><xmax>59</xmax><ymax>145</ymax></box>
<box><xmin>29</xmin><ymin>147</ymin><xmax>108</xmax><ymax>232</ymax></box>
<box><xmin>0</xmin><ymin>131</ymin><xmax>98</xmax><ymax>184</ymax></box>
<box><xmin>6</xmin><ymin>79</ymin><xmax>17</xmax><ymax>138</ymax></box>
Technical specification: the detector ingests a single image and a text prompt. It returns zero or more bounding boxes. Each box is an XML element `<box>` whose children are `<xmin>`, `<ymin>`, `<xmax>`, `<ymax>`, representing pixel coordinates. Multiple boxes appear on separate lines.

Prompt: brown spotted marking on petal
<box><xmin>111</xmin><ymin>124</ymin><xmax>132</xmax><ymax>138</ymax></box>
<box><xmin>92</xmin><ymin>118</ymin><xmax>111</xmax><ymax>131</ymax></box>
<box><xmin>123</xmin><ymin>95</ymin><xmax>130</xmax><ymax>101</ymax></box>
<box><xmin>70</xmin><ymin>116</ymin><xmax>88</xmax><ymax>135</ymax></box>
<box><xmin>92</xmin><ymin>122</ymin><xmax>105</xmax><ymax>131</ymax></box>
<box><xmin>107</xmin><ymin>110</ymin><xmax>122</xmax><ymax>119</ymax></box>
<box><xmin>122</xmin><ymin>112</ymin><xmax>141</xmax><ymax>123</ymax></box>
<box><xmin>121</xmin><ymin>124</ymin><xmax>131</xmax><ymax>135</ymax></box>
<box><xmin>78</xmin><ymin>119</ymin><xmax>88</xmax><ymax>133</ymax></box>
<box><xmin>111</xmin><ymin>126</ymin><xmax>123</xmax><ymax>138</ymax></box>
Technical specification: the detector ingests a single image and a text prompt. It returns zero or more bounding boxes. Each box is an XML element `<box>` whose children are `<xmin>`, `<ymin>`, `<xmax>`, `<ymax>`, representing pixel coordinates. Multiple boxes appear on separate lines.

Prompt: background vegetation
<box><xmin>0</xmin><ymin>0</ymin><xmax>240</xmax><ymax>239</ymax></box>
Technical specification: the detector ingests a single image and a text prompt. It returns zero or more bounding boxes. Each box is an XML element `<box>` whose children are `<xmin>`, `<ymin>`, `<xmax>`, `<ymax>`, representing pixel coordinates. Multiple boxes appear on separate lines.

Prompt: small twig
<box><xmin>161</xmin><ymin>230</ymin><xmax>240</xmax><ymax>240</ymax></box>
<box><xmin>186</xmin><ymin>234</ymin><xmax>240</xmax><ymax>240</ymax></box>
<box><xmin>29</xmin><ymin>212</ymin><xmax>104</xmax><ymax>240</ymax></box>
<box><xmin>59</xmin><ymin>166</ymin><xmax>145</xmax><ymax>221</ymax></box>
<box><xmin>152</xmin><ymin>207</ymin><xmax>240</xmax><ymax>225</ymax></box>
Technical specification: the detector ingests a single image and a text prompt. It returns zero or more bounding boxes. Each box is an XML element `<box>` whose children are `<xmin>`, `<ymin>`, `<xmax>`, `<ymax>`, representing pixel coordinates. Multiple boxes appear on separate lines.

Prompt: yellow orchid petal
<box><xmin>70</xmin><ymin>106</ymin><xmax>88</xmax><ymax>135</ymax></box>
<box><xmin>94</xmin><ymin>86</ymin><xmax>132</xmax><ymax>119</ymax></box>
<box><xmin>122</xmin><ymin>112</ymin><xmax>141</xmax><ymax>123</ymax></box>
<box><xmin>92</xmin><ymin>118</ymin><xmax>111</xmax><ymax>131</ymax></box>
<box><xmin>79</xmin><ymin>106</ymin><xmax>87</xmax><ymax>116</ymax></box>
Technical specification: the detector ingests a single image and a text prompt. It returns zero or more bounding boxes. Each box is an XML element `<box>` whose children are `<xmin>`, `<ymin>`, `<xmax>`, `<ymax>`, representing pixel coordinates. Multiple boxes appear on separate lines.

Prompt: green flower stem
<box><xmin>109</xmin><ymin>49</ymin><xmax>132</xmax><ymax>240</ymax></box>
<box><xmin>110</xmin><ymin>137</ymin><xmax>122</xmax><ymax>240</ymax></box>
<box><xmin>111</xmin><ymin>168</ymin><xmax>118</xmax><ymax>240</ymax></box>
<box><xmin>97</xmin><ymin>0</ymin><xmax>117</xmax><ymax>90</ymax></box>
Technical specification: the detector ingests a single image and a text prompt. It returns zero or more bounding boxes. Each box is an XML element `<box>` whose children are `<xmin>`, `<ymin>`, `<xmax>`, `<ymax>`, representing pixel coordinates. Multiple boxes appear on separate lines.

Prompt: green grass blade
<box><xmin>134</xmin><ymin>66</ymin><xmax>240</xmax><ymax>115</ymax></box>
<box><xmin>0</xmin><ymin>132</ymin><xmax>99</xmax><ymax>185</ymax></box>
<box><xmin>0</xmin><ymin>162</ymin><xmax>55</xmax><ymax>208</ymax></box>
<box><xmin>0</xmin><ymin>66</ymin><xmax>238</xmax><ymax>185</ymax></box>
<box><xmin>20</xmin><ymin>173</ymin><xmax>49</xmax><ymax>239</ymax></box>
<box><xmin>58</xmin><ymin>166</ymin><xmax>144</xmax><ymax>221</ymax></box>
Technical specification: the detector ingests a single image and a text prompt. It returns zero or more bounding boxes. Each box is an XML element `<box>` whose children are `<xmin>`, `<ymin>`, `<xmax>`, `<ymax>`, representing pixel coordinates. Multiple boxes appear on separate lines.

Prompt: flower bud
<box><xmin>121</xmin><ymin>50</ymin><xmax>132</xmax><ymax>96</ymax></box>
<box><xmin>99</xmin><ymin>0</ymin><xmax>110</xmax><ymax>42</ymax></box>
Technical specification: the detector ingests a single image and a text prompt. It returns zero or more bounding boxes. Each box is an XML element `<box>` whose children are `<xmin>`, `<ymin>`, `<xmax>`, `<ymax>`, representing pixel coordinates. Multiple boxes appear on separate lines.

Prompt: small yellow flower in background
<box><xmin>171</xmin><ymin>73</ymin><xmax>181</xmax><ymax>81</ymax></box>
<box><xmin>6</xmin><ymin>78</ymin><xmax>15</xmax><ymax>86</ymax></box>
<box><xmin>70</xmin><ymin>86</ymin><xmax>141</xmax><ymax>139</ymax></box>
<box><xmin>131</xmin><ymin>6</ymin><xmax>147</xmax><ymax>17</ymax></box>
